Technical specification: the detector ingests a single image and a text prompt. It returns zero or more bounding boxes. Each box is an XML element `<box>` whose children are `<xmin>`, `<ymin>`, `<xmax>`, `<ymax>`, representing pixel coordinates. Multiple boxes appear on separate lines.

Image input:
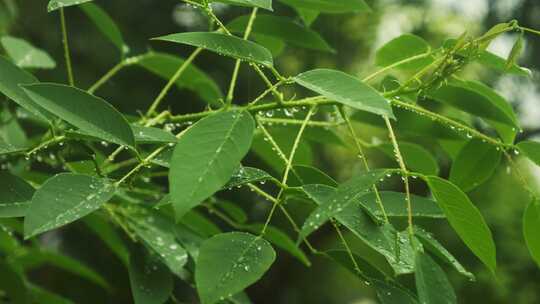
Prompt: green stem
<box><xmin>362</xmin><ymin>52</ymin><xmax>432</xmax><ymax>83</ymax></box>
<box><xmin>146</xmin><ymin>48</ymin><xmax>203</xmax><ymax>116</ymax></box>
<box><xmin>383</xmin><ymin>116</ymin><xmax>414</xmax><ymax>238</ymax></box>
<box><xmin>226</xmin><ymin>8</ymin><xmax>258</xmax><ymax>107</ymax></box>
<box><xmin>339</xmin><ymin>107</ymin><xmax>389</xmax><ymax>223</ymax></box>
<box><xmin>60</xmin><ymin>8</ymin><xmax>74</xmax><ymax>86</ymax></box>
<box><xmin>88</xmin><ymin>61</ymin><xmax>125</xmax><ymax>94</ymax></box>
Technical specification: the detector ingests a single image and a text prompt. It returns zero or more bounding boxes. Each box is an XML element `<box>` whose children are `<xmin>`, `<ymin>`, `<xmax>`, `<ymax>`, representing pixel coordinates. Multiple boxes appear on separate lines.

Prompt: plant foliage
<box><xmin>1</xmin><ymin>0</ymin><xmax>540</xmax><ymax>303</ymax></box>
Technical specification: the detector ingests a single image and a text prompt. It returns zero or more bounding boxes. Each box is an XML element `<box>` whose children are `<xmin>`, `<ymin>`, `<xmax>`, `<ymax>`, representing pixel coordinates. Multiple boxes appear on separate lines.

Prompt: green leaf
<box><xmin>295</xmin><ymin>9</ymin><xmax>319</xmax><ymax>26</ymax></box>
<box><xmin>217</xmin><ymin>200</ymin><xmax>248</xmax><ymax>224</ymax></box>
<box><xmin>227</xmin><ymin>15</ymin><xmax>334</xmax><ymax>53</ymax></box>
<box><xmin>24</xmin><ymin>173</ymin><xmax>115</xmax><ymax>239</ymax></box>
<box><xmin>1</xmin><ymin>36</ymin><xmax>56</xmax><ymax>69</ymax></box>
<box><xmin>523</xmin><ymin>200</ymin><xmax>540</xmax><ymax>267</ymax></box>
<box><xmin>359</xmin><ymin>191</ymin><xmax>444</xmax><ymax>220</ymax></box>
<box><xmin>83</xmin><ymin>214</ymin><xmax>130</xmax><ymax>266</ymax></box>
<box><xmin>460</xmin><ymin>80</ymin><xmax>519</xmax><ymax>144</ymax></box>
<box><xmin>378</xmin><ymin>142</ymin><xmax>439</xmax><ymax>175</ymax></box>
<box><xmin>371</xmin><ymin>279</ymin><xmax>419</xmax><ymax>304</ymax></box>
<box><xmin>0</xmin><ymin>56</ymin><xmax>53</xmax><ymax>121</ymax></box>
<box><xmin>0</xmin><ymin>171</ymin><xmax>34</xmax><ymax>218</ymax></box>
<box><xmin>303</xmin><ymin>183</ymin><xmax>418</xmax><ymax>274</ymax></box>
<box><xmin>294</xmin><ymin>69</ymin><xmax>394</xmax><ymax>118</ymax></box>
<box><xmin>0</xmin><ymin>260</ymin><xmax>29</xmax><ymax>304</ymax></box>
<box><xmin>506</xmin><ymin>32</ymin><xmax>524</xmax><ymax>70</ymax></box>
<box><xmin>288</xmin><ymin>164</ymin><xmax>338</xmax><ymax>187</ymax></box>
<box><xmin>426</xmin><ymin>81</ymin><xmax>517</xmax><ymax>128</ymax></box>
<box><xmin>152</xmin><ymin>32</ymin><xmax>273</xmax><ymax>67</ymax></box>
<box><xmin>299</xmin><ymin>169</ymin><xmax>392</xmax><ymax>240</ymax></box>
<box><xmin>224</xmin><ymin>166</ymin><xmax>273</xmax><ymax>189</ymax></box>
<box><xmin>476</xmin><ymin>50</ymin><xmax>531</xmax><ymax>76</ymax></box>
<box><xmin>80</xmin><ymin>3</ymin><xmax>128</xmax><ymax>55</ymax></box>
<box><xmin>128</xmin><ymin>248</ymin><xmax>174</xmax><ymax>304</ymax></box>
<box><xmin>415</xmin><ymin>227</ymin><xmax>475</xmax><ymax>280</ymax></box>
<box><xmin>0</xmin><ymin>137</ymin><xmax>26</xmax><ymax>155</ymax></box>
<box><xmin>425</xmin><ymin>176</ymin><xmax>496</xmax><ymax>272</ymax></box>
<box><xmin>195</xmin><ymin>232</ymin><xmax>275</xmax><ymax>304</ymax></box>
<box><xmin>246</xmin><ymin>224</ymin><xmax>310</xmax><ymax>266</ymax></box>
<box><xmin>28</xmin><ymin>284</ymin><xmax>75</xmax><ymax>304</ymax></box>
<box><xmin>278</xmin><ymin>0</ymin><xmax>371</xmax><ymax>13</ymax></box>
<box><xmin>415</xmin><ymin>252</ymin><xmax>457</xmax><ymax>304</ymax></box>
<box><xmin>326</xmin><ymin>250</ymin><xmax>418</xmax><ymax>304</ymax></box>
<box><xmin>132</xmin><ymin>125</ymin><xmax>177</xmax><ymax>144</ymax></box>
<box><xmin>375</xmin><ymin>34</ymin><xmax>432</xmax><ymax>70</ymax></box>
<box><xmin>517</xmin><ymin>140</ymin><xmax>540</xmax><ymax>167</ymax></box>
<box><xmin>169</xmin><ymin>111</ymin><xmax>254</xmax><ymax>219</ymax></box>
<box><xmin>15</xmin><ymin>249</ymin><xmax>108</xmax><ymax>289</ymax></box>
<box><xmin>209</xmin><ymin>0</ymin><xmax>272</xmax><ymax>10</ymax></box>
<box><xmin>47</xmin><ymin>0</ymin><xmax>93</xmax><ymax>12</ymax></box>
<box><xmin>125</xmin><ymin>205</ymin><xmax>189</xmax><ymax>276</ymax></box>
<box><xmin>22</xmin><ymin>83</ymin><xmax>136</xmax><ymax>149</ymax></box>
<box><xmin>450</xmin><ymin>139</ymin><xmax>502</xmax><ymax>192</ymax></box>
<box><xmin>135</xmin><ymin>52</ymin><xmax>223</xmax><ymax>105</ymax></box>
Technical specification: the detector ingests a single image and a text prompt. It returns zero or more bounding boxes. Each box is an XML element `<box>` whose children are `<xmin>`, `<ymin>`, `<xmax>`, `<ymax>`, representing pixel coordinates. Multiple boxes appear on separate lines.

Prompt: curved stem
<box><xmin>146</xmin><ymin>48</ymin><xmax>203</xmax><ymax>116</ymax></box>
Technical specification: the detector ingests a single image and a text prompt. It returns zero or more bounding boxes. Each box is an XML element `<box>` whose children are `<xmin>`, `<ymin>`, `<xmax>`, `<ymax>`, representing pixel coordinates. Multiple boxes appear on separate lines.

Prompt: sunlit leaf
<box><xmin>294</xmin><ymin>69</ymin><xmax>394</xmax><ymax>118</ymax></box>
<box><xmin>195</xmin><ymin>232</ymin><xmax>275</xmax><ymax>304</ymax></box>
<box><xmin>24</xmin><ymin>173</ymin><xmax>115</xmax><ymax>239</ymax></box>
<box><xmin>22</xmin><ymin>83</ymin><xmax>136</xmax><ymax>149</ymax></box>
<box><xmin>425</xmin><ymin>176</ymin><xmax>496</xmax><ymax>272</ymax></box>
<box><xmin>1</xmin><ymin>36</ymin><xmax>56</xmax><ymax>69</ymax></box>
<box><xmin>170</xmin><ymin>111</ymin><xmax>255</xmax><ymax>219</ymax></box>
<box><xmin>152</xmin><ymin>32</ymin><xmax>273</xmax><ymax>67</ymax></box>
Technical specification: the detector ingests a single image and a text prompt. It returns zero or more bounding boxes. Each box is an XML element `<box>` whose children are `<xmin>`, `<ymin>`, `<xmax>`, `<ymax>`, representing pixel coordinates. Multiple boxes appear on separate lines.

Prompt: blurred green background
<box><xmin>2</xmin><ymin>0</ymin><xmax>540</xmax><ymax>303</ymax></box>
